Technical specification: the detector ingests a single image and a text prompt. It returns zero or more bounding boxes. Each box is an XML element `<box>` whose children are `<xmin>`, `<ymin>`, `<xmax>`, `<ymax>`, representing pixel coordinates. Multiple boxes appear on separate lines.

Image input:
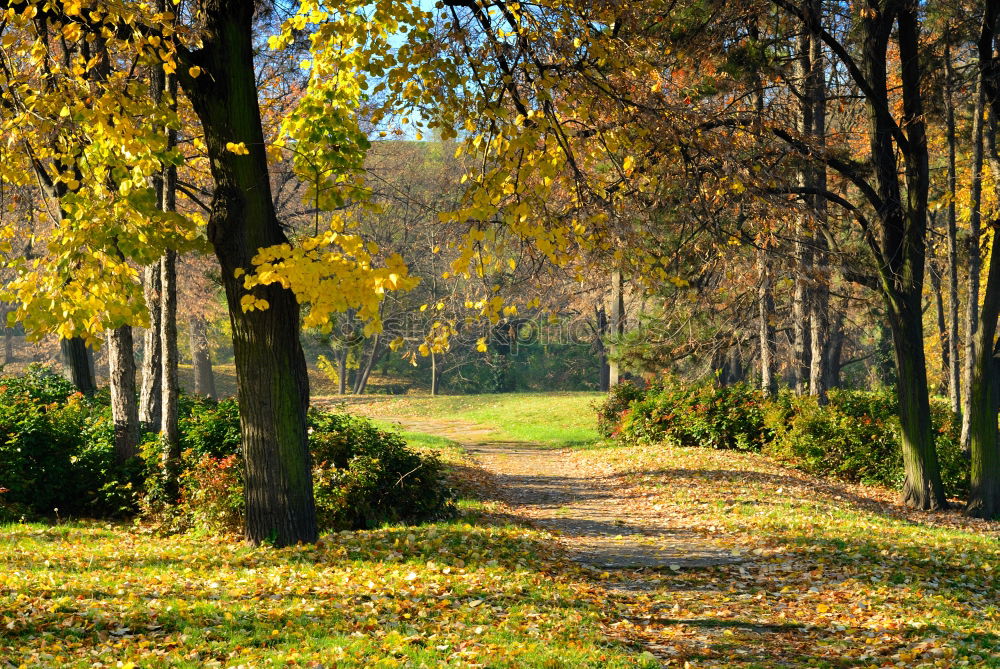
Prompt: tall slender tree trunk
<box><xmin>107</xmin><ymin>326</ymin><xmax>139</xmax><ymax>463</ymax></box>
<box><xmin>353</xmin><ymin>334</ymin><xmax>381</xmax><ymax>395</ymax></box>
<box><xmin>190</xmin><ymin>315</ymin><xmax>217</xmax><ymax>399</ymax></box>
<box><xmin>929</xmin><ymin>256</ymin><xmax>952</xmax><ymax>395</ymax></box>
<box><xmin>596</xmin><ymin>306</ymin><xmax>611</xmax><ymax>392</ymax></box>
<box><xmin>758</xmin><ymin>250</ymin><xmax>776</xmax><ymax>396</ymax></box>
<box><xmin>961</xmin><ymin>78</ymin><xmax>987</xmax><ymax>450</ymax></box>
<box><xmin>179</xmin><ymin>0</ymin><xmax>316</xmax><ymax>545</ymax></box>
<box><xmin>793</xmin><ymin>31</ymin><xmax>813</xmax><ymax>395</ymax></box>
<box><xmin>608</xmin><ymin>270</ymin><xmax>624</xmax><ymax>386</ymax></box>
<box><xmin>824</xmin><ymin>307</ymin><xmax>845</xmax><ymax>390</ymax></box>
<box><xmin>430</xmin><ymin>349</ymin><xmax>439</xmax><ymax>396</ymax></box>
<box><xmin>159</xmin><ymin>52</ymin><xmax>181</xmax><ymax>500</ymax></box>
<box><xmin>139</xmin><ymin>264</ymin><xmax>163</xmax><ymax>431</ymax></box>
<box><xmin>807</xmin><ymin>5</ymin><xmax>829</xmax><ymax>403</ymax></box>
<box><xmin>944</xmin><ymin>41</ymin><xmax>963</xmax><ymax>415</ymax></box>
<box><xmin>61</xmin><ymin>337</ymin><xmax>96</xmax><ymax>395</ymax></box>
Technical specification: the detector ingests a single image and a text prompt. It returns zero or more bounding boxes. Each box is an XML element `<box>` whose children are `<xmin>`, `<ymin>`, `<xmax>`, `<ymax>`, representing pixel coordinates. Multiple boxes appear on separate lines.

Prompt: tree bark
<box><xmin>929</xmin><ymin>255</ymin><xmax>951</xmax><ymax>396</ymax></box>
<box><xmin>886</xmin><ymin>0</ymin><xmax>947</xmax><ymax>510</ymax></box>
<box><xmin>430</xmin><ymin>349</ymin><xmax>439</xmax><ymax>396</ymax></box>
<box><xmin>61</xmin><ymin>337</ymin><xmax>96</xmax><ymax>395</ymax></box>
<box><xmin>159</xmin><ymin>53</ymin><xmax>181</xmax><ymax>500</ymax></box>
<box><xmin>961</xmin><ymin>77</ymin><xmax>987</xmax><ymax>450</ymax></box>
<box><xmin>179</xmin><ymin>0</ymin><xmax>317</xmax><ymax>545</ymax></box>
<box><xmin>965</xmin><ymin>3</ymin><xmax>1000</xmax><ymax>519</ymax></box>
<box><xmin>793</xmin><ymin>31</ymin><xmax>813</xmax><ymax>395</ymax></box>
<box><xmin>139</xmin><ymin>264</ymin><xmax>163</xmax><ymax>431</ymax></box>
<box><xmin>807</xmin><ymin>3</ymin><xmax>829</xmax><ymax>403</ymax></box>
<box><xmin>608</xmin><ymin>270</ymin><xmax>624</xmax><ymax>386</ymax></box>
<box><xmin>190</xmin><ymin>315</ymin><xmax>217</xmax><ymax>399</ymax></box>
<box><xmin>943</xmin><ymin>40</ymin><xmax>963</xmax><ymax>415</ymax></box>
<box><xmin>107</xmin><ymin>325</ymin><xmax>139</xmax><ymax>464</ymax></box>
<box><xmin>757</xmin><ymin>251</ymin><xmax>776</xmax><ymax>396</ymax></box>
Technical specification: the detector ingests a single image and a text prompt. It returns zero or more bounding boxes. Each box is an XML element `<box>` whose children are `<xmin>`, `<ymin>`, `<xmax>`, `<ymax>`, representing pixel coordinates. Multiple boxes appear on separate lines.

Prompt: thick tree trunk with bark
<box><xmin>139</xmin><ymin>264</ymin><xmax>162</xmax><ymax>431</ymax></box>
<box><xmin>107</xmin><ymin>326</ymin><xmax>139</xmax><ymax>463</ymax></box>
<box><xmin>180</xmin><ymin>0</ymin><xmax>317</xmax><ymax>545</ymax></box>
<box><xmin>965</xmin><ymin>3</ymin><xmax>1000</xmax><ymax>519</ymax></box>
<box><xmin>61</xmin><ymin>337</ymin><xmax>96</xmax><ymax>395</ymax></box>
<box><xmin>190</xmin><ymin>315</ymin><xmax>217</xmax><ymax>399</ymax></box>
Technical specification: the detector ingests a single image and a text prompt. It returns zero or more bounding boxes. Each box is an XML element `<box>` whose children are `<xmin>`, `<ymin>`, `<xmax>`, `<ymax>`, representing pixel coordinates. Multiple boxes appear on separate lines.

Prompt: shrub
<box><xmin>763</xmin><ymin>389</ymin><xmax>967</xmax><ymax>498</ymax></box>
<box><xmin>594</xmin><ymin>381</ymin><xmax>647</xmax><ymax>438</ymax></box>
<box><xmin>0</xmin><ymin>372</ymin><xmax>140</xmax><ymax>518</ymax></box>
<box><xmin>178</xmin><ymin>396</ymin><xmax>242</xmax><ymax>458</ymax></box>
<box><xmin>175</xmin><ymin>452</ymin><xmax>244</xmax><ymax>533</ymax></box>
<box><xmin>142</xmin><ymin>403</ymin><xmax>455</xmax><ymax>534</ymax></box>
<box><xmin>601</xmin><ymin>382</ymin><xmax>968</xmax><ymax>499</ymax></box>
<box><xmin>309</xmin><ymin>410</ymin><xmax>456</xmax><ymax>530</ymax></box>
<box><xmin>619</xmin><ymin>383</ymin><xmax>770</xmax><ymax>451</ymax></box>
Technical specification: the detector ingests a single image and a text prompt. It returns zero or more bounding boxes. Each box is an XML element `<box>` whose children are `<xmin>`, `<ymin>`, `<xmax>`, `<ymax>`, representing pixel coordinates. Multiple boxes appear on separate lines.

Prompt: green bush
<box><xmin>0</xmin><ymin>370</ymin><xmax>140</xmax><ymax>519</ymax></box>
<box><xmin>763</xmin><ymin>390</ymin><xmax>967</xmax><ymax>498</ymax></box>
<box><xmin>593</xmin><ymin>381</ymin><xmax>647</xmax><ymax>438</ymax></box>
<box><xmin>141</xmin><ymin>400</ymin><xmax>455</xmax><ymax>533</ymax></box>
<box><xmin>309</xmin><ymin>410</ymin><xmax>455</xmax><ymax>530</ymax></box>
<box><xmin>179</xmin><ymin>396</ymin><xmax>242</xmax><ymax>458</ymax></box>
<box><xmin>599</xmin><ymin>381</ymin><xmax>968</xmax><ymax>499</ymax></box>
<box><xmin>619</xmin><ymin>383</ymin><xmax>770</xmax><ymax>451</ymax></box>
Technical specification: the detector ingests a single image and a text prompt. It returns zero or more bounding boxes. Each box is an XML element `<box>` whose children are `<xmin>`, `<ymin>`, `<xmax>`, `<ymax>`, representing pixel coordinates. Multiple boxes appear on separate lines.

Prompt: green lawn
<box><xmin>1</xmin><ymin>516</ymin><xmax>652</xmax><ymax>668</ymax></box>
<box><xmin>348</xmin><ymin>392</ymin><xmax>604</xmax><ymax>448</ymax></box>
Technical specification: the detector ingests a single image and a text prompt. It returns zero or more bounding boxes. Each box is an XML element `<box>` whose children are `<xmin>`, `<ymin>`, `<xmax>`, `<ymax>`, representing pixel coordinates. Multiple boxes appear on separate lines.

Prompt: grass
<box><xmin>0</xmin><ymin>408</ymin><xmax>652</xmax><ymax>669</ymax></box>
<box><xmin>345</xmin><ymin>392</ymin><xmax>603</xmax><ymax>448</ymax></box>
<box><xmin>1</xmin><ymin>519</ymin><xmax>650</xmax><ymax>668</ymax></box>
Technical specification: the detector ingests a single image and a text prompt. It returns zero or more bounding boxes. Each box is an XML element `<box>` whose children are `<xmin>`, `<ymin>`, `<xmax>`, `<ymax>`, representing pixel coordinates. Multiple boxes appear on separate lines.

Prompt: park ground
<box><xmin>4</xmin><ymin>391</ymin><xmax>1000</xmax><ymax>667</ymax></box>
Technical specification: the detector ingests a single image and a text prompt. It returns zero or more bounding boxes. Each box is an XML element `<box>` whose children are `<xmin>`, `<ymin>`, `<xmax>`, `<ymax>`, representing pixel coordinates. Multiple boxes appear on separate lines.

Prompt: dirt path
<box><xmin>378</xmin><ymin>415</ymin><xmax>739</xmax><ymax>571</ymax></box>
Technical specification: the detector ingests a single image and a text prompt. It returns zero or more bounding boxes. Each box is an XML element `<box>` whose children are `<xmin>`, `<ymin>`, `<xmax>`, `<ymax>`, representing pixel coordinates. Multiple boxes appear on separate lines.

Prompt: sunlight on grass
<box><xmin>0</xmin><ymin>517</ymin><xmax>653</xmax><ymax>668</ymax></box>
<box><xmin>580</xmin><ymin>443</ymin><xmax>1000</xmax><ymax>666</ymax></box>
<box><xmin>352</xmin><ymin>392</ymin><xmax>604</xmax><ymax>448</ymax></box>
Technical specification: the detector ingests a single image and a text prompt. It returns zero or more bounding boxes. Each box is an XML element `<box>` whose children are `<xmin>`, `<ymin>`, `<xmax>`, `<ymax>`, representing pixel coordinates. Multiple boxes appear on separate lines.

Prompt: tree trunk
<box><xmin>61</xmin><ymin>337</ymin><xmax>96</xmax><ymax>395</ymax></box>
<box><xmin>337</xmin><ymin>341</ymin><xmax>348</xmax><ymax>395</ymax></box>
<box><xmin>430</xmin><ymin>349</ymin><xmax>439</xmax><ymax>396</ymax></box>
<box><xmin>139</xmin><ymin>264</ymin><xmax>163</xmax><ymax>431</ymax></box>
<box><xmin>961</xmin><ymin>78</ymin><xmax>987</xmax><ymax>450</ymax></box>
<box><xmin>793</xmin><ymin>31</ymin><xmax>813</xmax><ymax>395</ymax></box>
<box><xmin>159</xmin><ymin>57</ymin><xmax>181</xmax><ymax>500</ymax></box>
<box><xmin>107</xmin><ymin>326</ymin><xmax>140</xmax><ymax>464</ymax></box>
<box><xmin>180</xmin><ymin>0</ymin><xmax>316</xmax><ymax>545</ymax></box>
<box><xmin>887</xmin><ymin>0</ymin><xmax>947</xmax><ymax>510</ymax></box>
<box><xmin>757</xmin><ymin>251</ymin><xmax>776</xmax><ymax>396</ymax></box>
<box><xmin>807</xmin><ymin>0</ymin><xmax>829</xmax><ymax>403</ymax></box>
<box><xmin>824</xmin><ymin>308</ymin><xmax>845</xmax><ymax>390</ymax></box>
<box><xmin>596</xmin><ymin>306</ymin><xmax>610</xmax><ymax>392</ymax></box>
<box><xmin>608</xmin><ymin>270</ymin><xmax>624</xmax><ymax>386</ymax></box>
<box><xmin>929</xmin><ymin>255</ymin><xmax>951</xmax><ymax>396</ymax></box>
<box><xmin>965</xmin><ymin>3</ymin><xmax>1000</xmax><ymax>519</ymax></box>
<box><xmin>353</xmin><ymin>334</ymin><xmax>381</xmax><ymax>395</ymax></box>
<box><xmin>190</xmin><ymin>315</ymin><xmax>217</xmax><ymax>399</ymax></box>
<box><xmin>943</xmin><ymin>41</ymin><xmax>963</xmax><ymax>415</ymax></box>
